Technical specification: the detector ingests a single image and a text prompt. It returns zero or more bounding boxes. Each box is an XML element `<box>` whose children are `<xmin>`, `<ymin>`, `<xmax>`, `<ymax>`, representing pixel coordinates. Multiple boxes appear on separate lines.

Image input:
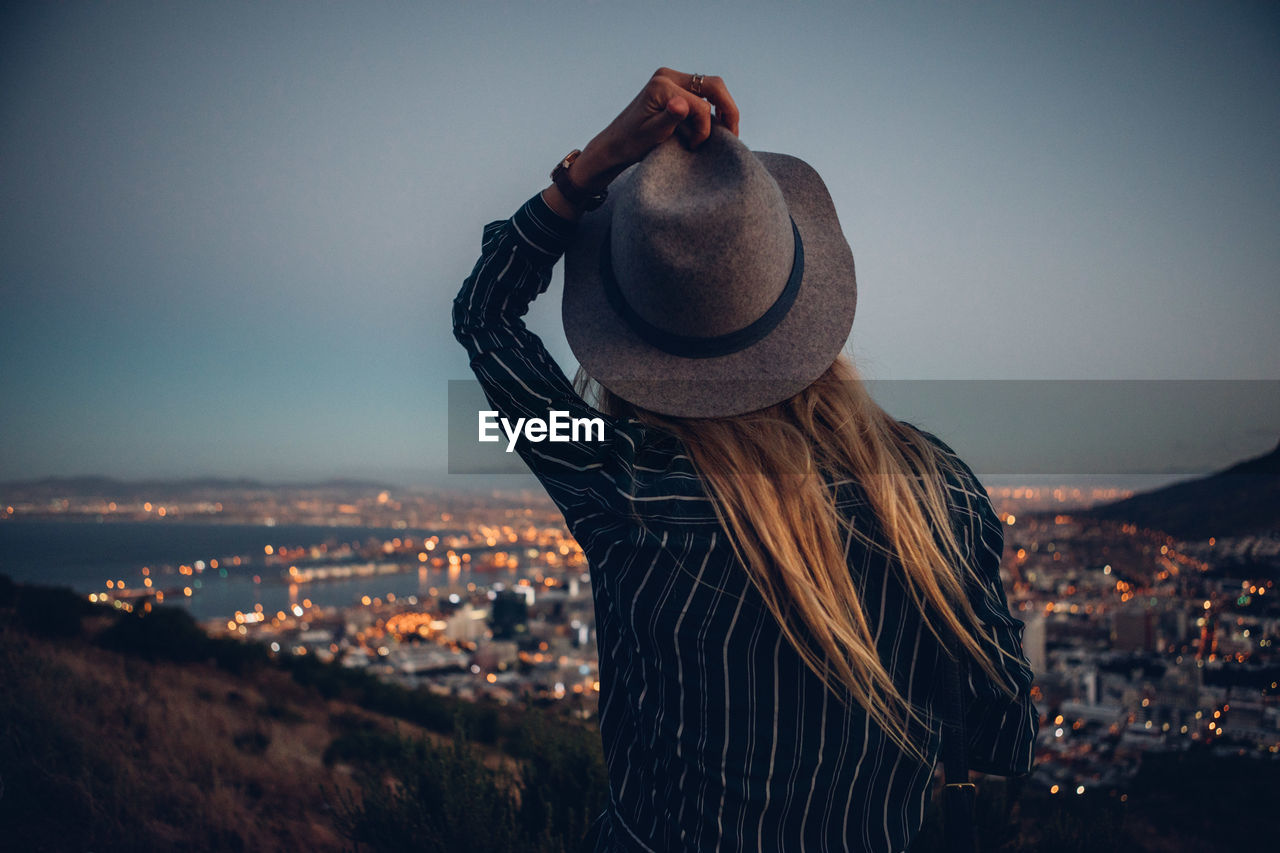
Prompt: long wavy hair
<box><xmin>574</xmin><ymin>354</ymin><xmax>1019</xmax><ymax>761</ymax></box>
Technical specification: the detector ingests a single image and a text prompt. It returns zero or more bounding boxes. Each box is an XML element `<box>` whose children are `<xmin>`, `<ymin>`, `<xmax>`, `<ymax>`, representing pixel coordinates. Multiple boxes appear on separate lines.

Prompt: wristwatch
<box><xmin>550</xmin><ymin>149</ymin><xmax>608</xmax><ymax>211</ymax></box>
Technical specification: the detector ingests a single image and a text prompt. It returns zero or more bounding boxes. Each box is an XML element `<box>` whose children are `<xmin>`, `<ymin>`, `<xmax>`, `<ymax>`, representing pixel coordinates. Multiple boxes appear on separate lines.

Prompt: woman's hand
<box><xmin>574</xmin><ymin>68</ymin><xmax>739</xmax><ymax>188</ymax></box>
<box><xmin>545</xmin><ymin>68</ymin><xmax>739</xmax><ymax>219</ymax></box>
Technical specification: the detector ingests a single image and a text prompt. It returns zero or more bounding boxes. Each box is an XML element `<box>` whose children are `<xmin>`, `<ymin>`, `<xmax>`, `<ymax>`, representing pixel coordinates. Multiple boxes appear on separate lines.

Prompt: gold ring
<box><xmin>690</xmin><ymin>73</ymin><xmax>705</xmax><ymax>95</ymax></box>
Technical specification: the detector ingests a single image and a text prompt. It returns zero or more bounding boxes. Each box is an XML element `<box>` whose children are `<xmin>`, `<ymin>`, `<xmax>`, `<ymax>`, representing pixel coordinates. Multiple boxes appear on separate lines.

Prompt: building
<box><xmin>1023</xmin><ymin>612</ymin><xmax>1047</xmax><ymax>678</ymax></box>
<box><xmin>1112</xmin><ymin>607</ymin><xmax>1156</xmax><ymax>653</ymax></box>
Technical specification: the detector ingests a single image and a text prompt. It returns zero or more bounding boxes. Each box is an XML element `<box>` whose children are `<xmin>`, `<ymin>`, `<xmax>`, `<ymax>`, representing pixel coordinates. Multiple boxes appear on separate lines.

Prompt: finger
<box><xmin>682</xmin><ymin>96</ymin><xmax>713</xmax><ymax>148</ymax></box>
<box><xmin>697</xmin><ymin>75</ymin><xmax>740</xmax><ymax>136</ymax></box>
<box><xmin>661</xmin><ymin>94</ymin><xmax>690</xmax><ymax>124</ymax></box>
<box><xmin>635</xmin><ymin>95</ymin><xmax>689</xmax><ymax>149</ymax></box>
<box><xmin>654</xmin><ymin>69</ymin><xmax>739</xmax><ymax>136</ymax></box>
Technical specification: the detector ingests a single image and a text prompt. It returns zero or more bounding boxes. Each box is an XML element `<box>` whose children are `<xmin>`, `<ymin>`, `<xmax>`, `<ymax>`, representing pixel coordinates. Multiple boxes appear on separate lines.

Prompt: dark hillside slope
<box><xmin>1088</xmin><ymin>440</ymin><xmax>1280</xmax><ymax>540</ymax></box>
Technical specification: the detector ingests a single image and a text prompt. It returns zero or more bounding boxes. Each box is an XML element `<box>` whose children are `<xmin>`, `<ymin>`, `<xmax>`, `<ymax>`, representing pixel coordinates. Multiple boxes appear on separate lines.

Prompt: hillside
<box><xmin>0</xmin><ymin>578</ymin><xmax>608</xmax><ymax>853</ymax></box>
<box><xmin>2</xmin><ymin>578</ymin><xmax>1277</xmax><ymax>852</ymax></box>
<box><xmin>1088</xmin><ymin>440</ymin><xmax>1280</xmax><ymax>541</ymax></box>
<box><xmin>2</xmin><ymin>621</ymin><xmax>352</xmax><ymax>851</ymax></box>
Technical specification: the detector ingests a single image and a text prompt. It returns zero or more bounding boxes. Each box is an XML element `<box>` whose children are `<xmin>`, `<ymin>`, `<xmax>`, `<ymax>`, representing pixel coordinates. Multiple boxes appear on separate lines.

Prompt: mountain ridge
<box><xmin>1087</xmin><ymin>439</ymin><xmax>1280</xmax><ymax>540</ymax></box>
<box><xmin>0</xmin><ymin>475</ymin><xmax>399</xmax><ymax>497</ymax></box>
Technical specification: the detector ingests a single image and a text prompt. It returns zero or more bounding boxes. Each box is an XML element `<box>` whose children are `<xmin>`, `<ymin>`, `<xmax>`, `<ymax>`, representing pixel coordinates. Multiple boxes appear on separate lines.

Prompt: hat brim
<box><xmin>563</xmin><ymin>150</ymin><xmax>856</xmax><ymax>419</ymax></box>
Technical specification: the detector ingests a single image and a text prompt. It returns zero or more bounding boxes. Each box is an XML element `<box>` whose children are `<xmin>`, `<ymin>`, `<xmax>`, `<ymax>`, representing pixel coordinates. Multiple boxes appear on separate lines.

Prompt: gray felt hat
<box><xmin>563</xmin><ymin>124</ymin><xmax>857</xmax><ymax>418</ymax></box>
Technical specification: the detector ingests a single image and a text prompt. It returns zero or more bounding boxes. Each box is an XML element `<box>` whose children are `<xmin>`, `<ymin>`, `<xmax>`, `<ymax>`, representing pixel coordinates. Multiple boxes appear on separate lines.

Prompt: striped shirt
<box><xmin>452</xmin><ymin>193</ymin><xmax>1039</xmax><ymax>853</ymax></box>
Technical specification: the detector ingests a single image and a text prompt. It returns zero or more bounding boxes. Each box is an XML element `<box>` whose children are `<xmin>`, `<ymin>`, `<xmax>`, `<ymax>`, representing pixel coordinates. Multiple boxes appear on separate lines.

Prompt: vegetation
<box><xmin>1</xmin><ymin>576</ymin><xmax>1277</xmax><ymax>852</ymax></box>
<box><xmin>0</xmin><ymin>600</ymin><xmax>343</xmax><ymax>851</ymax></box>
<box><xmin>0</xmin><ymin>577</ymin><xmax>606</xmax><ymax>852</ymax></box>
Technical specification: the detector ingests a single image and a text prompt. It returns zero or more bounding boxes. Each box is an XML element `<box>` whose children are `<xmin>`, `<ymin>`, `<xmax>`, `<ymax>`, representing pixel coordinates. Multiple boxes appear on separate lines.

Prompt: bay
<box><xmin>0</xmin><ymin>520</ymin><xmax>487</xmax><ymax>622</ymax></box>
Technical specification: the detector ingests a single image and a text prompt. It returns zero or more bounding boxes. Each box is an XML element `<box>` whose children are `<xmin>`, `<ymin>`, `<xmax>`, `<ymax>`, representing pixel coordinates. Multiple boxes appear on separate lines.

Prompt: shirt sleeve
<box><xmin>908</xmin><ymin>424</ymin><xmax>1040</xmax><ymax>777</ymax></box>
<box><xmin>451</xmin><ymin>192</ymin><xmax>646</xmax><ymax>531</ymax></box>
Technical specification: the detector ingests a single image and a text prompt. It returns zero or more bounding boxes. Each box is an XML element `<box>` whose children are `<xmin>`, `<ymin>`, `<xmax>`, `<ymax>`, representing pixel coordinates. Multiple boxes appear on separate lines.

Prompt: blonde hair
<box><xmin>574</xmin><ymin>355</ymin><xmax>1018</xmax><ymax>762</ymax></box>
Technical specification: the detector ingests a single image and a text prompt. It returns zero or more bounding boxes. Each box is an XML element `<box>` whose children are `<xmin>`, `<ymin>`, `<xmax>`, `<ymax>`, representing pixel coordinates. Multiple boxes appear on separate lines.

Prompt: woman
<box><xmin>453</xmin><ymin>69</ymin><xmax>1038</xmax><ymax>852</ymax></box>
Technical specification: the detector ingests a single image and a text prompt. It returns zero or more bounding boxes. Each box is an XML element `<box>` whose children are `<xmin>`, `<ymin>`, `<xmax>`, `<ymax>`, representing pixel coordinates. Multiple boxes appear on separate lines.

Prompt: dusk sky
<box><xmin>2</xmin><ymin>2</ymin><xmax>1277</xmax><ymax>485</ymax></box>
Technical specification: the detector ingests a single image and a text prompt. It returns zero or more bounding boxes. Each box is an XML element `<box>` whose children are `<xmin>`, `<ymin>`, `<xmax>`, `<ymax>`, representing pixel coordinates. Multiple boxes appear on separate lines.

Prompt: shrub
<box><xmin>322</xmin><ymin>728</ymin><xmax>406</xmax><ymax>768</ymax></box>
<box><xmin>7</xmin><ymin>579</ymin><xmax>95</xmax><ymax>638</ymax></box>
<box><xmin>333</xmin><ymin>730</ymin><xmax>543</xmax><ymax>853</ymax></box>
<box><xmin>97</xmin><ymin>605</ymin><xmax>213</xmax><ymax>662</ymax></box>
<box><xmin>233</xmin><ymin>729</ymin><xmax>272</xmax><ymax>756</ymax></box>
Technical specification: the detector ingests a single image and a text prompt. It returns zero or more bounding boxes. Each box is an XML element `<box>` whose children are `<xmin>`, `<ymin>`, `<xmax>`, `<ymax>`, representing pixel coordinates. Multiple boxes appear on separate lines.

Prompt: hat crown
<box><xmin>562</xmin><ymin>128</ymin><xmax>858</xmax><ymax>418</ymax></box>
<box><xmin>610</xmin><ymin>128</ymin><xmax>795</xmax><ymax>338</ymax></box>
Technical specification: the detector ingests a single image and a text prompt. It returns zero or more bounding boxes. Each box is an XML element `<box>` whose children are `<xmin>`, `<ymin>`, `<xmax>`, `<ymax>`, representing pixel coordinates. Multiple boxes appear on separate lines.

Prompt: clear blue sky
<box><xmin>2</xmin><ymin>1</ymin><xmax>1277</xmax><ymax>484</ymax></box>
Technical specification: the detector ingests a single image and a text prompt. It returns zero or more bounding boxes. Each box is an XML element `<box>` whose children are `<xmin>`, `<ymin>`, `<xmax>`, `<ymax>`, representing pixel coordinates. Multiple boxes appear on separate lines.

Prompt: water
<box><xmin>0</xmin><ymin>520</ymin><xmax>494</xmax><ymax>622</ymax></box>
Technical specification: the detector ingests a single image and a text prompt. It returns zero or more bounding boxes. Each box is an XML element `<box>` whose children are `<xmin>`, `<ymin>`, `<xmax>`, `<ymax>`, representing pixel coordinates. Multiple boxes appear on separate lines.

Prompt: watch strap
<box><xmin>551</xmin><ymin>149</ymin><xmax>608</xmax><ymax>211</ymax></box>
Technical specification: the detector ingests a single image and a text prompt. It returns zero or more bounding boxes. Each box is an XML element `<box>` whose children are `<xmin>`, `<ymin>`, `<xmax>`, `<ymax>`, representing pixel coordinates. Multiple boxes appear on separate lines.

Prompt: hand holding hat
<box><xmin>561</xmin><ymin>80</ymin><xmax>858</xmax><ymax>418</ymax></box>
<box><xmin>547</xmin><ymin>68</ymin><xmax>739</xmax><ymax>219</ymax></box>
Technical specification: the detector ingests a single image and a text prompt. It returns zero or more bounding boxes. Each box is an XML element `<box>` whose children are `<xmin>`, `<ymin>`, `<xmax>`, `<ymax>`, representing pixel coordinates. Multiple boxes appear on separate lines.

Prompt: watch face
<box><xmin>552</xmin><ymin>150</ymin><xmax>580</xmax><ymax>181</ymax></box>
<box><xmin>551</xmin><ymin>148</ymin><xmax>605</xmax><ymax>209</ymax></box>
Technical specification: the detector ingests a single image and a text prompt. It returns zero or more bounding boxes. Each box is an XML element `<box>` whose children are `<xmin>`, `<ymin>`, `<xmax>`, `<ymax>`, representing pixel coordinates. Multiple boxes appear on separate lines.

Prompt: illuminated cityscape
<box><xmin>4</xmin><ymin>473</ymin><xmax>1278</xmax><ymax>807</ymax></box>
